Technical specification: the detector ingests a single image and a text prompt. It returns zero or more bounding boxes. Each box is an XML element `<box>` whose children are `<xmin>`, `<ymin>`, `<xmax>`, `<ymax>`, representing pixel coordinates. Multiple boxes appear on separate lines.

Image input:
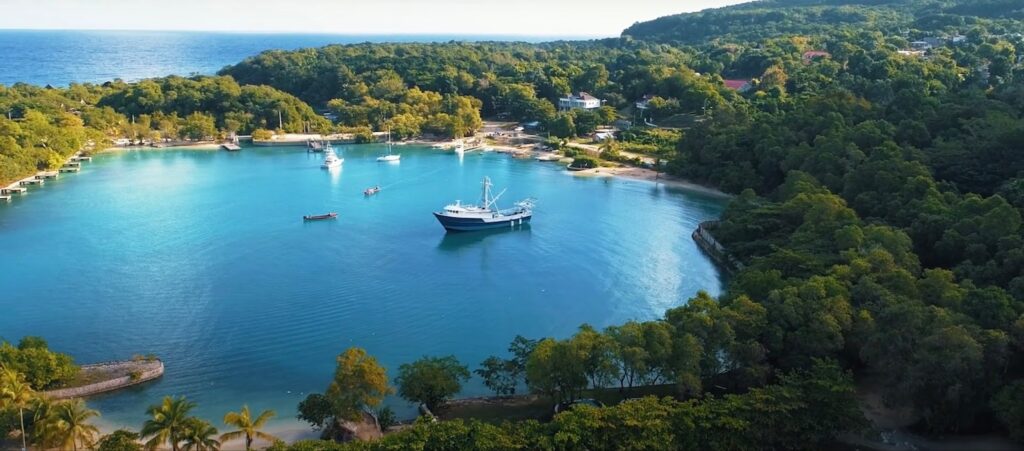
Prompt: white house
<box><xmin>559</xmin><ymin>92</ymin><xmax>603</xmax><ymax>111</ymax></box>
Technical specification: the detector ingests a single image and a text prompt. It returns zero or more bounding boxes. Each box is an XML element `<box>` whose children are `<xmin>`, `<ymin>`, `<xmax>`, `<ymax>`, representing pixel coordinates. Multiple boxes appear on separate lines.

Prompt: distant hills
<box><xmin>622</xmin><ymin>0</ymin><xmax>1024</xmax><ymax>44</ymax></box>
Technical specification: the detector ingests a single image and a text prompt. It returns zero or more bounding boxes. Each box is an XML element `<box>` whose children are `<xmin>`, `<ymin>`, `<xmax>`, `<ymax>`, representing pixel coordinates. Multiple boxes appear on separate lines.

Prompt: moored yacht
<box><xmin>321</xmin><ymin>145</ymin><xmax>343</xmax><ymax>169</ymax></box>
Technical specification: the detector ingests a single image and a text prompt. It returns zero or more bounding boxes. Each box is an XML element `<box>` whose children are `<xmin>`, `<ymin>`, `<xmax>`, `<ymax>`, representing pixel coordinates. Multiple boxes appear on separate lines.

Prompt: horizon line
<box><xmin>0</xmin><ymin>27</ymin><xmax>613</xmax><ymax>40</ymax></box>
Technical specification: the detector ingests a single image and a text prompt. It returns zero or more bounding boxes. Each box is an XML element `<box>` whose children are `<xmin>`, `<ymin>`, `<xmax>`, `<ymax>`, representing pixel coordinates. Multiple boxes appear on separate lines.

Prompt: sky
<box><xmin>0</xmin><ymin>0</ymin><xmax>748</xmax><ymax>37</ymax></box>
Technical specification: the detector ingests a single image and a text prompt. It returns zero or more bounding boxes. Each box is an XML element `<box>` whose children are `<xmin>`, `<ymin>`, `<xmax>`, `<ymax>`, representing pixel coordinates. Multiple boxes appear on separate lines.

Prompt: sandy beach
<box><xmin>101</xmin><ymin>142</ymin><xmax>222</xmax><ymax>153</ymax></box>
<box><xmin>93</xmin><ymin>417</ymin><xmax>318</xmax><ymax>450</ymax></box>
<box><xmin>569</xmin><ymin>166</ymin><xmax>732</xmax><ymax>198</ymax></box>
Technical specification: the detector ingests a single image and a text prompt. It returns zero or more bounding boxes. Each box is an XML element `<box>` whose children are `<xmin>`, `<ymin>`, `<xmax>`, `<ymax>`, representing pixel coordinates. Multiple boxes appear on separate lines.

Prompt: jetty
<box><xmin>0</xmin><ymin>195</ymin><xmax>9</xmax><ymax>202</ymax></box>
<box><xmin>59</xmin><ymin>166</ymin><xmax>81</xmax><ymax>173</ymax></box>
<box><xmin>220</xmin><ymin>143</ymin><xmax>242</xmax><ymax>151</ymax></box>
<box><xmin>36</xmin><ymin>171</ymin><xmax>59</xmax><ymax>180</ymax></box>
<box><xmin>2</xmin><ymin>185</ymin><xmax>27</xmax><ymax>195</ymax></box>
<box><xmin>42</xmin><ymin>359</ymin><xmax>165</xmax><ymax>400</ymax></box>
<box><xmin>20</xmin><ymin>177</ymin><xmax>43</xmax><ymax>186</ymax></box>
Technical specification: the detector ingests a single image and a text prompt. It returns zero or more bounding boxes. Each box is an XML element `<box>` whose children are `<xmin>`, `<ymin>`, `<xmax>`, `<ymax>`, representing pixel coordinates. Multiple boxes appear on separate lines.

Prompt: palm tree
<box><xmin>0</xmin><ymin>367</ymin><xmax>36</xmax><ymax>451</ymax></box>
<box><xmin>181</xmin><ymin>418</ymin><xmax>220</xmax><ymax>451</ymax></box>
<box><xmin>53</xmin><ymin>399</ymin><xmax>100</xmax><ymax>451</ymax></box>
<box><xmin>220</xmin><ymin>405</ymin><xmax>277</xmax><ymax>451</ymax></box>
<box><xmin>28</xmin><ymin>397</ymin><xmax>57</xmax><ymax>448</ymax></box>
<box><xmin>140</xmin><ymin>396</ymin><xmax>196</xmax><ymax>451</ymax></box>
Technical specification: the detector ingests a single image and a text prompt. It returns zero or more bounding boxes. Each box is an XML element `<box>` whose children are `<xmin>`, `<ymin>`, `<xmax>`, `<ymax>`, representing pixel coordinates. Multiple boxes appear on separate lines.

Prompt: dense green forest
<box><xmin>0</xmin><ymin>77</ymin><xmax>326</xmax><ymax>186</ymax></box>
<box><xmin>3</xmin><ymin>0</ymin><xmax>1024</xmax><ymax>448</ymax></box>
<box><xmin>623</xmin><ymin>0</ymin><xmax>1024</xmax><ymax>45</ymax></box>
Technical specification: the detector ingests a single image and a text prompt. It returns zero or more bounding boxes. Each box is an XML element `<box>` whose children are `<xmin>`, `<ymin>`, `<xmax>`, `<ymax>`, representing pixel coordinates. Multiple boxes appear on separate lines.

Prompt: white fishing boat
<box><xmin>377</xmin><ymin>129</ymin><xmax>401</xmax><ymax>162</ymax></box>
<box><xmin>433</xmin><ymin>177</ymin><xmax>534</xmax><ymax>232</ymax></box>
<box><xmin>321</xmin><ymin>144</ymin><xmax>343</xmax><ymax>169</ymax></box>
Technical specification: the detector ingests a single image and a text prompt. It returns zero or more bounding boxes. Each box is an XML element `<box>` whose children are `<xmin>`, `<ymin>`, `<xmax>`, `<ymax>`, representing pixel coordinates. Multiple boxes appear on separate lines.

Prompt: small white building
<box><xmin>559</xmin><ymin>92</ymin><xmax>603</xmax><ymax>111</ymax></box>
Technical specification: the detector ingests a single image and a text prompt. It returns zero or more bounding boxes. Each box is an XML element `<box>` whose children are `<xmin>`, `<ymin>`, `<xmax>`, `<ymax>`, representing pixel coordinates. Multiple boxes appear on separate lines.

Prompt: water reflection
<box><xmin>436</xmin><ymin>225</ymin><xmax>532</xmax><ymax>252</ymax></box>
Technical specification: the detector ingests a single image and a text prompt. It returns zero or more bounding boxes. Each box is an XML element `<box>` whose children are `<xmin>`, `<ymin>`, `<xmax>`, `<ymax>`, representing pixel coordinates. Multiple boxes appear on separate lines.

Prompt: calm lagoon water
<box><xmin>0</xmin><ymin>30</ymin><xmax>590</xmax><ymax>87</ymax></box>
<box><xmin>0</xmin><ymin>146</ymin><xmax>724</xmax><ymax>430</ymax></box>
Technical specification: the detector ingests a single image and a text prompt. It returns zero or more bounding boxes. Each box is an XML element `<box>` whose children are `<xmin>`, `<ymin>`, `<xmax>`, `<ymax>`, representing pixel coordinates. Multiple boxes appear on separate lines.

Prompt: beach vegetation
<box><xmin>221</xmin><ymin>405</ymin><xmax>277</xmax><ymax>451</ymax></box>
<box><xmin>0</xmin><ymin>367</ymin><xmax>35</xmax><ymax>451</ymax></box>
<box><xmin>325</xmin><ymin>347</ymin><xmax>392</xmax><ymax>422</ymax></box>
<box><xmin>567</xmin><ymin>156</ymin><xmax>599</xmax><ymax>170</ymax></box>
<box><xmin>0</xmin><ymin>337</ymin><xmax>79</xmax><ymax>390</ymax></box>
<box><xmin>251</xmin><ymin>128</ymin><xmax>274</xmax><ymax>141</ymax></box>
<box><xmin>180</xmin><ymin>417</ymin><xmax>220</xmax><ymax>451</ymax></box>
<box><xmin>140</xmin><ymin>395</ymin><xmax>198</xmax><ymax>451</ymax></box>
<box><xmin>395</xmin><ymin>356</ymin><xmax>470</xmax><ymax>412</ymax></box>
<box><xmin>51</xmin><ymin>398</ymin><xmax>101</xmax><ymax>451</ymax></box>
<box><xmin>97</xmin><ymin>429</ymin><xmax>143</xmax><ymax>451</ymax></box>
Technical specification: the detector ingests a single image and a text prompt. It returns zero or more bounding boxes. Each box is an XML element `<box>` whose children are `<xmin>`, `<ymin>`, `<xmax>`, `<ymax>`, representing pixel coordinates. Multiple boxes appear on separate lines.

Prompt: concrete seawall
<box><xmin>692</xmin><ymin>221</ymin><xmax>744</xmax><ymax>272</ymax></box>
<box><xmin>43</xmin><ymin>360</ymin><xmax>164</xmax><ymax>400</ymax></box>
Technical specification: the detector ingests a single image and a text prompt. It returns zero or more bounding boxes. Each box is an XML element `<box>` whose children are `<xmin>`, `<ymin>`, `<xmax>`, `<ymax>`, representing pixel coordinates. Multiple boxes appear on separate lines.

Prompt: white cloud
<box><xmin>0</xmin><ymin>0</ymin><xmax>745</xmax><ymax>36</ymax></box>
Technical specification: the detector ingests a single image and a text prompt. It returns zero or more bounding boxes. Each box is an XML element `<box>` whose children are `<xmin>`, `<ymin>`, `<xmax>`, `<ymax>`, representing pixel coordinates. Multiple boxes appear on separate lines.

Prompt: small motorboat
<box><xmin>364</xmin><ymin>186</ymin><xmax>381</xmax><ymax>196</ymax></box>
<box><xmin>303</xmin><ymin>212</ymin><xmax>338</xmax><ymax>221</ymax></box>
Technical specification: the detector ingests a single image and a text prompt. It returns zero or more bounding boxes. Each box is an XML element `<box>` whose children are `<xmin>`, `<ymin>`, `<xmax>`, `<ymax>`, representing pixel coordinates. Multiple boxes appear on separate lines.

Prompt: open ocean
<box><xmin>0</xmin><ymin>29</ymin><xmax>589</xmax><ymax>87</ymax></box>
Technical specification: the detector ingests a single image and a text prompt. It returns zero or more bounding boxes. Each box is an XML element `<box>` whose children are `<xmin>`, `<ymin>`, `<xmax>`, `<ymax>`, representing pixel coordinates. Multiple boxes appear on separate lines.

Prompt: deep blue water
<box><xmin>0</xmin><ymin>146</ymin><xmax>725</xmax><ymax>432</ymax></box>
<box><xmin>0</xmin><ymin>30</ymin><xmax>584</xmax><ymax>87</ymax></box>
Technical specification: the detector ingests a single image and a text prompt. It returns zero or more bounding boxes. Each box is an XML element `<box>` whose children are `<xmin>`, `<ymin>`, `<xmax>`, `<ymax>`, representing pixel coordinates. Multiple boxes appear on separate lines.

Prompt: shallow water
<box><xmin>0</xmin><ymin>145</ymin><xmax>724</xmax><ymax>429</ymax></box>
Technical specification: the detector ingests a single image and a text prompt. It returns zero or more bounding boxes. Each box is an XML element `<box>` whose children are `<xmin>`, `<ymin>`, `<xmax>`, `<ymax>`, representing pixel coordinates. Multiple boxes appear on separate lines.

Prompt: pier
<box><xmin>1</xmin><ymin>150</ymin><xmax>91</xmax><ymax>206</ymax></box>
<box><xmin>42</xmin><ymin>359</ymin><xmax>165</xmax><ymax>400</ymax></box>
<box><xmin>220</xmin><ymin>143</ymin><xmax>242</xmax><ymax>151</ymax></box>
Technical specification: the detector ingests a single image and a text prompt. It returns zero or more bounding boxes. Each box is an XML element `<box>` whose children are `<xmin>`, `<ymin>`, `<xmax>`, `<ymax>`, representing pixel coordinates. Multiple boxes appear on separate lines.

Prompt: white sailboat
<box><xmin>377</xmin><ymin>129</ymin><xmax>401</xmax><ymax>162</ymax></box>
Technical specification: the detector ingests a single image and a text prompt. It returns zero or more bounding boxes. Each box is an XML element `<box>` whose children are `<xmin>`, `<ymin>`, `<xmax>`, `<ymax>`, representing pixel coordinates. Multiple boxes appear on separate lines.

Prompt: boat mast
<box><xmin>482</xmin><ymin>177</ymin><xmax>492</xmax><ymax>207</ymax></box>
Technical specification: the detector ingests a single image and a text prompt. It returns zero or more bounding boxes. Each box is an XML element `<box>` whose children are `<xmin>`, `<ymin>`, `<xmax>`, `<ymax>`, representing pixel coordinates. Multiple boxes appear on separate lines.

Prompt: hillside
<box><xmin>622</xmin><ymin>0</ymin><xmax>1024</xmax><ymax>44</ymax></box>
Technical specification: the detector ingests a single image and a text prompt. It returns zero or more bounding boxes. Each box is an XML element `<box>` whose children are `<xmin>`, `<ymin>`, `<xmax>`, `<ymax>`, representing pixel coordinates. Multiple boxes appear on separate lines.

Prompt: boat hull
<box><xmin>433</xmin><ymin>212</ymin><xmax>531</xmax><ymax>232</ymax></box>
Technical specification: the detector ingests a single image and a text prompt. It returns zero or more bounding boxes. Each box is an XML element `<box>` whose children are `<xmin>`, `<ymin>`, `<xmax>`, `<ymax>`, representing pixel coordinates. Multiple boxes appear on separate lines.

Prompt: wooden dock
<box><xmin>0</xmin><ymin>195</ymin><xmax>10</xmax><ymax>203</ymax></box>
<box><xmin>36</xmin><ymin>171</ymin><xmax>59</xmax><ymax>180</ymax></box>
<box><xmin>20</xmin><ymin>178</ymin><xmax>43</xmax><ymax>186</ymax></box>
<box><xmin>220</xmin><ymin>143</ymin><xmax>242</xmax><ymax>151</ymax></box>
<box><xmin>71</xmin><ymin>155</ymin><xmax>92</xmax><ymax>162</ymax></box>
<box><xmin>59</xmin><ymin>166</ymin><xmax>81</xmax><ymax>173</ymax></box>
<box><xmin>2</xmin><ymin>186</ymin><xmax>27</xmax><ymax>195</ymax></box>
<box><xmin>64</xmin><ymin>161</ymin><xmax>81</xmax><ymax>168</ymax></box>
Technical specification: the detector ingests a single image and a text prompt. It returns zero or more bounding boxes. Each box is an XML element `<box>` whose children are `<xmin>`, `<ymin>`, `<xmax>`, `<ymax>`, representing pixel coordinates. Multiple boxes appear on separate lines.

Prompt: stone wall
<box><xmin>692</xmin><ymin>221</ymin><xmax>744</xmax><ymax>272</ymax></box>
<box><xmin>43</xmin><ymin>360</ymin><xmax>164</xmax><ymax>400</ymax></box>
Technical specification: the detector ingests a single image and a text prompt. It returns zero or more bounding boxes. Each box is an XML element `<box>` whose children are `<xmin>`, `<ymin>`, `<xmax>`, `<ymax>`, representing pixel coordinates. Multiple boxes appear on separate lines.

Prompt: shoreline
<box><xmin>100</xmin><ymin>142</ymin><xmax>221</xmax><ymax>153</ymax></box>
<box><xmin>566</xmin><ymin>165</ymin><xmax>732</xmax><ymax>198</ymax></box>
<box><xmin>93</xmin><ymin>416</ymin><xmax>318</xmax><ymax>449</ymax></box>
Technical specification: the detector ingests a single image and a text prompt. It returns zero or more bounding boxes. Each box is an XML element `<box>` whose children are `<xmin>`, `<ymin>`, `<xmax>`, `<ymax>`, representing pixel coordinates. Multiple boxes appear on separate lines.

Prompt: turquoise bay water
<box><xmin>0</xmin><ymin>145</ymin><xmax>724</xmax><ymax>430</ymax></box>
